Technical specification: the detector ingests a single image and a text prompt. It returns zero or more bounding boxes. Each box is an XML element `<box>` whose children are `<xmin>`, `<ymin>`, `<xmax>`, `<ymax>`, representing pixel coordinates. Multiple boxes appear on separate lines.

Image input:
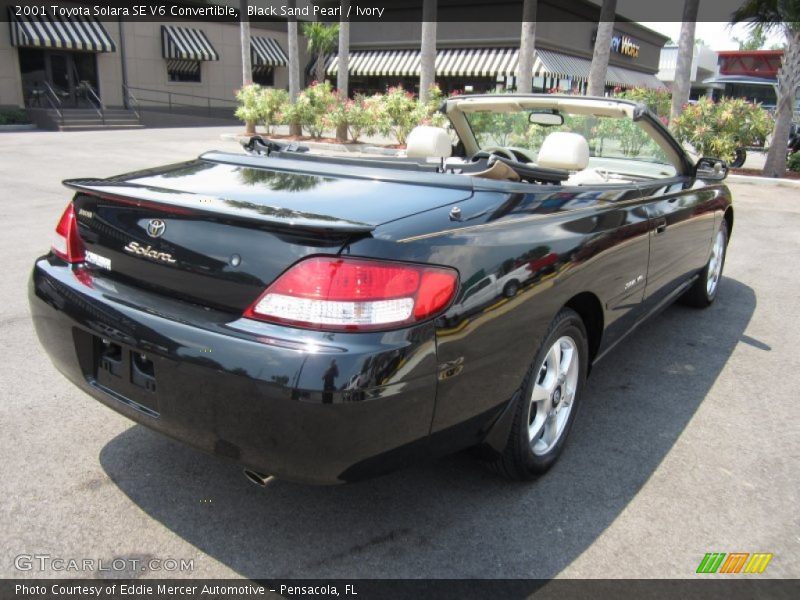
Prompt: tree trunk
<box><xmin>419</xmin><ymin>0</ymin><xmax>437</xmax><ymax>103</ymax></box>
<box><xmin>315</xmin><ymin>52</ymin><xmax>326</xmax><ymax>84</ymax></box>
<box><xmin>669</xmin><ymin>0</ymin><xmax>700</xmax><ymax>123</ymax></box>
<box><xmin>239</xmin><ymin>0</ymin><xmax>254</xmax><ymax>135</ymax></box>
<box><xmin>587</xmin><ymin>0</ymin><xmax>617</xmax><ymax>97</ymax></box>
<box><xmin>336</xmin><ymin>1</ymin><xmax>350</xmax><ymax>141</ymax></box>
<box><xmin>287</xmin><ymin>0</ymin><xmax>301</xmax><ymax>136</ymax></box>
<box><xmin>763</xmin><ymin>29</ymin><xmax>800</xmax><ymax>177</ymax></box>
<box><xmin>516</xmin><ymin>0</ymin><xmax>537</xmax><ymax>93</ymax></box>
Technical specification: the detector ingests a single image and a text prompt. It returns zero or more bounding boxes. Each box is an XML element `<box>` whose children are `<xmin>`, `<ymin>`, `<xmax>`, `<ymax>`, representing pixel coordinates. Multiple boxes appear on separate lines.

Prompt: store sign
<box><xmin>593</xmin><ymin>30</ymin><xmax>641</xmax><ymax>59</ymax></box>
<box><xmin>611</xmin><ymin>34</ymin><xmax>640</xmax><ymax>58</ymax></box>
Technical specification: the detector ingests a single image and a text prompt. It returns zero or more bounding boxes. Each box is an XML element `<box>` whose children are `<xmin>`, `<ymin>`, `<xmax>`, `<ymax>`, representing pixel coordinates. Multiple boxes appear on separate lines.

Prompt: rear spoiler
<box><xmin>62</xmin><ymin>178</ymin><xmax>375</xmax><ymax>235</ymax></box>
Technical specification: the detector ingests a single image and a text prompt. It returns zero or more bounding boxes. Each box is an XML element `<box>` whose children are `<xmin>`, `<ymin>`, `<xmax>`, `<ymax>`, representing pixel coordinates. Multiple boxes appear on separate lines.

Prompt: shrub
<box><xmin>0</xmin><ymin>109</ymin><xmax>30</xmax><ymax>125</ymax></box>
<box><xmin>593</xmin><ymin>116</ymin><xmax>652</xmax><ymax>158</ymax></box>
<box><xmin>338</xmin><ymin>94</ymin><xmax>384</xmax><ymax>143</ymax></box>
<box><xmin>788</xmin><ymin>151</ymin><xmax>800</xmax><ymax>173</ymax></box>
<box><xmin>417</xmin><ymin>84</ymin><xmax>449</xmax><ymax>129</ymax></box>
<box><xmin>234</xmin><ymin>84</ymin><xmax>263</xmax><ymax>131</ymax></box>
<box><xmin>381</xmin><ymin>86</ymin><xmax>421</xmax><ymax>145</ymax></box>
<box><xmin>362</xmin><ymin>93</ymin><xmax>391</xmax><ymax>137</ymax></box>
<box><xmin>259</xmin><ymin>87</ymin><xmax>289</xmax><ymax>134</ymax></box>
<box><xmin>671</xmin><ymin>97</ymin><xmax>773</xmax><ymax>163</ymax></box>
<box><xmin>282</xmin><ymin>81</ymin><xmax>337</xmax><ymax>138</ymax></box>
<box><xmin>613</xmin><ymin>87</ymin><xmax>671</xmax><ymax>119</ymax></box>
<box><xmin>321</xmin><ymin>99</ymin><xmax>348</xmax><ymax>140</ymax></box>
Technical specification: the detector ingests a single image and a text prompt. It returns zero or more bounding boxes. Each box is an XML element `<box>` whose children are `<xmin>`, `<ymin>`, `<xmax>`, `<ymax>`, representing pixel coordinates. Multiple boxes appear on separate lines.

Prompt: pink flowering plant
<box><xmin>381</xmin><ymin>86</ymin><xmax>423</xmax><ymax>145</ymax></box>
<box><xmin>282</xmin><ymin>81</ymin><xmax>338</xmax><ymax>138</ymax></box>
<box><xmin>671</xmin><ymin>97</ymin><xmax>773</xmax><ymax>162</ymax></box>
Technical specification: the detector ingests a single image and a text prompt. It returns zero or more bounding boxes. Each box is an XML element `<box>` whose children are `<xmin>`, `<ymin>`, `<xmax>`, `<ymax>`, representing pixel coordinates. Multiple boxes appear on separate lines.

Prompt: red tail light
<box><xmin>243</xmin><ymin>256</ymin><xmax>459</xmax><ymax>331</ymax></box>
<box><xmin>51</xmin><ymin>204</ymin><xmax>85</xmax><ymax>263</ymax></box>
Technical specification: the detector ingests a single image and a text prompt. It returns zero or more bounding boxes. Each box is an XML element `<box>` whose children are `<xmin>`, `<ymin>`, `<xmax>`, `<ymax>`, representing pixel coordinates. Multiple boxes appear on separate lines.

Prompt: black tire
<box><xmin>503</xmin><ymin>280</ymin><xmax>519</xmax><ymax>298</ymax></box>
<box><xmin>680</xmin><ymin>221</ymin><xmax>729</xmax><ymax>308</ymax></box>
<box><xmin>491</xmin><ymin>308</ymin><xmax>589</xmax><ymax>480</ymax></box>
<box><xmin>730</xmin><ymin>148</ymin><xmax>746</xmax><ymax>168</ymax></box>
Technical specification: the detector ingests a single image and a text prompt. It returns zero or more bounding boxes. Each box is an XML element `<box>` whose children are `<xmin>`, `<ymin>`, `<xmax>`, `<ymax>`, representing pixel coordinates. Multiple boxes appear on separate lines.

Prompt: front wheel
<box><xmin>730</xmin><ymin>148</ymin><xmax>746</xmax><ymax>168</ymax></box>
<box><xmin>491</xmin><ymin>308</ymin><xmax>588</xmax><ymax>480</ymax></box>
<box><xmin>680</xmin><ymin>221</ymin><xmax>728</xmax><ymax>308</ymax></box>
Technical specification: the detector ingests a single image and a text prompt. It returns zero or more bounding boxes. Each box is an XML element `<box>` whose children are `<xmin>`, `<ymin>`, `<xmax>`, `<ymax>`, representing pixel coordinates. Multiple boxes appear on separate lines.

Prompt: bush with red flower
<box><xmin>281</xmin><ymin>81</ymin><xmax>338</xmax><ymax>138</ymax></box>
<box><xmin>671</xmin><ymin>97</ymin><xmax>773</xmax><ymax>163</ymax></box>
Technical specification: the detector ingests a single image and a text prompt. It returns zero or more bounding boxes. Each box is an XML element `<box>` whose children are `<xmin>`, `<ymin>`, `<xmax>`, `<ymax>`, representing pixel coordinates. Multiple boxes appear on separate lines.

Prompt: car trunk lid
<box><xmin>64</xmin><ymin>155</ymin><xmax>473</xmax><ymax>313</ymax></box>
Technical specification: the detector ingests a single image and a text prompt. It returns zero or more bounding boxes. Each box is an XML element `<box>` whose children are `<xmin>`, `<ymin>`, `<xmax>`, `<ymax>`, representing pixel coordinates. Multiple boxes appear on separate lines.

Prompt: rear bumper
<box><xmin>29</xmin><ymin>258</ymin><xmax>439</xmax><ymax>484</ymax></box>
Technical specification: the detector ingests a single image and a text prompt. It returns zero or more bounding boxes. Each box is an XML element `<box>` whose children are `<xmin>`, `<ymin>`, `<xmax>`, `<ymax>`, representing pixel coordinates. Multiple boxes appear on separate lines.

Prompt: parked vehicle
<box><xmin>732</xmin><ymin>121</ymin><xmax>800</xmax><ymax>168</ymax></box>
<box><xmin>789</xmin><ymin>122</ymin><xmax>800</xmax><ymax>155</ymax></box>
<box><xmin>29</xmin><ymin>95</ymin><xmax>732</xmax><ymax>484</ymax></box>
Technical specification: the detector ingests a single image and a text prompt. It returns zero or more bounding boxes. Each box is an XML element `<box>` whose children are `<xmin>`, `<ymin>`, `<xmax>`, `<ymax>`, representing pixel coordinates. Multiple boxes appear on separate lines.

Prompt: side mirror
<box><xmin>695</xmin><ymin>157</ymin><xmax>728</xmax><ymax>181</ymax></box>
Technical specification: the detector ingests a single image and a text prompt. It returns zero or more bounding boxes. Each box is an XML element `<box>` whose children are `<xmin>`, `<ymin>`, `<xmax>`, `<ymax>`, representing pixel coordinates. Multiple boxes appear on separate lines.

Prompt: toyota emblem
<box><xmin>146</xmin><ymin>219</ymin><xmax>166</xmax><ymax>238</ymax></box>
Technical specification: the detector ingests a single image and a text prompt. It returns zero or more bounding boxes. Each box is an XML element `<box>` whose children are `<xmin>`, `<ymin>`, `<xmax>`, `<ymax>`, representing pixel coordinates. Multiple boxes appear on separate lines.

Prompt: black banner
<box><xmin>0</xmin><ymin>0</ymin><xmax>773</xmax><ymax>23</ymax></box>
<box><xmin>2</xmin><ymin>579</ymin><xmax>800</xmax><ymax>600</ymax></box>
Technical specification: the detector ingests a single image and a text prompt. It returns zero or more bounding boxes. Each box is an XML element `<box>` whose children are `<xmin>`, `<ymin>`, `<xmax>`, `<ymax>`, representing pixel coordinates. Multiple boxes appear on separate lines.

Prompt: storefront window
<box><xmin>168</xmin><ymin>61</ymin><xmax>201</xmax><ymax>83</ymax></box>
<box><xmin>253</xmin><ymin>69</ymin><xmax>275</xmax><ymax>87</ymax></box>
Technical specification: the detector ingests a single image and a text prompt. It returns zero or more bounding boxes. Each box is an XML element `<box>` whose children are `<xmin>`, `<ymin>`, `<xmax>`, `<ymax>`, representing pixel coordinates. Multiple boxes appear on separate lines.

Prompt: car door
<box><xmin>638</xmin><ymin>177</ymin><xmax>716</xmax><ymax>306</ymax></box>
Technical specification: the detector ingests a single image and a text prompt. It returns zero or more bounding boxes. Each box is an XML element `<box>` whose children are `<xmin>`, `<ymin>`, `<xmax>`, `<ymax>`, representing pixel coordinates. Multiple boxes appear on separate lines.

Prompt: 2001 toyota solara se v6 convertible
<box><xmin>29</xmin><ymin>95</ymin><xmax>732</xmax><ymax>484</ymax></box>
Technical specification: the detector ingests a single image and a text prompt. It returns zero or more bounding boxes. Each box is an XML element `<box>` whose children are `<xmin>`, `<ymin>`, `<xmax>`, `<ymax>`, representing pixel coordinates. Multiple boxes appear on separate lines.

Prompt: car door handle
<box><xmin>655</xmin><ymin>218</ymin><xmax>667</xmax><ymax>234</ymax></box>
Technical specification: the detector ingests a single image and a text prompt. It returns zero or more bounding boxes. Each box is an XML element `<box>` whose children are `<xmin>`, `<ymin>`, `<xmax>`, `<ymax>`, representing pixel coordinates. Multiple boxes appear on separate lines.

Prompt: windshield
<box><xmin>465</xmin><ymin>110</ymin><xmax>676</xmax><ymax>175</ymax></box>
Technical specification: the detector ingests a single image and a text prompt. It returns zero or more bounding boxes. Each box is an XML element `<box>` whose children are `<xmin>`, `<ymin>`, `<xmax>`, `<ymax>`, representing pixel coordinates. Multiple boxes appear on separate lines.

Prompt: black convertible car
<box><xmin>29</xmin><ymin>95</ymin><xmax>732</xmax><ymax>484</ymax></box>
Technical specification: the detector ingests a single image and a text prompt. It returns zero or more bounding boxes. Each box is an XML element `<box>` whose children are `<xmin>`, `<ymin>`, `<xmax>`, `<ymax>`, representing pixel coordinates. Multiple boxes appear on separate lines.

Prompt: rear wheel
<box><xmin>680</xmin><ymin>221</ymin><xmax>728</xmax><ymax>308</ymax></box>
<box><xmin>492</xmin><ymin>308</ymin><xmax>588</xmax><ymax>480</ymax></box>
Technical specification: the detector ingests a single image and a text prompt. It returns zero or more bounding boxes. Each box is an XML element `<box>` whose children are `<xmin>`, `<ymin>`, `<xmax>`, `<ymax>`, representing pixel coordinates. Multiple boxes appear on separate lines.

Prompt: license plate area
<box><xmin>83</xmin><ymin>333</ymin><xmax>160</xmax><ymax>417</ymax></box>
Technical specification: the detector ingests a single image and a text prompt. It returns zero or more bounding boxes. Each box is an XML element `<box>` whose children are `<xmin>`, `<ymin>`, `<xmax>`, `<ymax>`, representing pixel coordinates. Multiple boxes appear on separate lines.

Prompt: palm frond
<box><xmin>730</xmin><ymin>0</ymin><xmax>800</xmax><ymax>34</ymax></box>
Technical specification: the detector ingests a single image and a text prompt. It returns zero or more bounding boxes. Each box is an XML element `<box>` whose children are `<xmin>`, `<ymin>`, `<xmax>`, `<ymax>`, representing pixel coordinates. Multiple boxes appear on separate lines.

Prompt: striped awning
<box><xmin>535</xmin><ymin>50</ymin><xmax>664</xmax><ymax>89</ymax></box>
<box><xmin>606</xmin><ymin>66</ymin><xmax>665</xmax><ymax>89</ymax></box>
<box><xmin>533</xmin><ymin>50</ymin><xmax>591</xmax><ymax>81</ymax></box>
<box><xmin>320</xmin><ymin>47</ymin><xmax>663</xmax><ymax>89</ymax></box>
<box><xmin>322</xmin><ymin>47</ymin><xmax>520</xmax><ymax>78</ymax></box>
<box><xmin>8</xmin><ymin>10</ymin><xmax>115</xmax><ymax>52</ymax></box>
<box><xmin>166</xmin><ymin>59</ymin><xmax>200</xmax><ymax>75</ymax></box>
<box><xmin>251</xmin><ymin>36</ymin><xmax>287</xmax><ymax>67</ymax></box>
<box><xmin>161</xmin><ymin>25</ymin><xmax>218</xmax><ymax>62</ymax></box>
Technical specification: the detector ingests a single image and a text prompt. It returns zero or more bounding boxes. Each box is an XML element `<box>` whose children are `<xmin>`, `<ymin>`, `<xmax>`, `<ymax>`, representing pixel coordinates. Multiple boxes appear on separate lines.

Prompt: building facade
<box><xmin>1</xmin><ymin>1</ymin><xmax>303</xmax><ymax>113</ymax></box>
<box><xmin>657</xmin><ymin>43</ymin><xmax>719</xmax><ymax>100</ymax></box>
<box><xmin>315</xmin><ymin>1</ymin><xmax>667</xmax><ymax>96</ymax></box>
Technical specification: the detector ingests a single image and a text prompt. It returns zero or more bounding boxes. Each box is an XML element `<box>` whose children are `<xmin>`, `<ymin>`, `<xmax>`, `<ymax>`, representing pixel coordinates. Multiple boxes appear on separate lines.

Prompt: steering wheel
<box><xmin>475</xmin><ymin>146</ymin><xmax>518</xmax><ymax>163</ymax></box>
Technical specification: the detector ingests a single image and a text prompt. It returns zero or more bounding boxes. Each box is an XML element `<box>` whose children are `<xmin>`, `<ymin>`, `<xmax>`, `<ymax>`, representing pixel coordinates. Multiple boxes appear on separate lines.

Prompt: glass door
<box><xmin>47</xmin><ymin>52</ymin><xmax>75</xmax><ymax>106</ymax></box>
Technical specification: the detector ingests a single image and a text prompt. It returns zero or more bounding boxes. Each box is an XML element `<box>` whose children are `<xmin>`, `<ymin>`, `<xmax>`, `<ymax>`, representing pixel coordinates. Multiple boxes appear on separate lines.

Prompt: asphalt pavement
<box><xmin>0</xmin><ymin>127</ymin><xmax>797</xmax><ymax>580</ymax></box>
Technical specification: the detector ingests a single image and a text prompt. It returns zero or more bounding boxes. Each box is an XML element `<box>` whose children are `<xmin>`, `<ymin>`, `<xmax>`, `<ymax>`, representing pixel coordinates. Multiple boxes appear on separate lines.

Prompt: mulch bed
<box><xmin>730</xmin><ymin>168</ymin><xmax>800</xmax><ymax>180</ymax></box>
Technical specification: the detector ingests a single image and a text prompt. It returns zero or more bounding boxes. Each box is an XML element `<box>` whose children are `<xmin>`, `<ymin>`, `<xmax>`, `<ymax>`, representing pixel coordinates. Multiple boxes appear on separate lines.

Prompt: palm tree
<box><xmin>732</xmin><ymin>0</ymin><xmax>800</xmax><ymax>177</ymax></box>
<box><xmin>336</xmin><ymin>0</ymin><xmax>350</xmax><ymax>141</ymax></box>
<box><xmin>240</xmin><ymin>0</ymin><xmax>252</xmax><ymax>87</ymax></box>
<box><xmin>587</xmin><ymin>0</ymin><xmax>617</xmax><ymax>97</ymax></box>
<box><xmin>669</xmin><ymin>0</ymin><xmax>700</xmax><ymax>123</ymax></box>
<box><xmin>304</xmin><ymin>21</ymin><xmax>340</xmax><ymax>84</ymax></box>
<box><xmin>419</xmin><ymin>0</ymin><xmax>437</xmax><ymax>103</ymax></box>
<box><xmin>239</xmin><ymin>0</ymin><xmax>254</xmax><ymax>134</ymax></box>
<box><xmin>516</xmin><ymin>0</ymin><xmax>537</xmax><ymax>93</ymax></box>
<box><xmin>287</xmin><ymin>0</ymin><xmax>301</xmax><ymax>136</ymax></box>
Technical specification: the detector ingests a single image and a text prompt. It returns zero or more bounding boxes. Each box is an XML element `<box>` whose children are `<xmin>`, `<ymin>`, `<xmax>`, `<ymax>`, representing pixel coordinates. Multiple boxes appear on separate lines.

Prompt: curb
<box><xmin>0</xmin><ymin>124</ymin><xmax>36</xmax><ymax>132</ymax></box>
<box><xmin>728</xmin><ymin>174</ymin><xmax>800</xmax><ymax>187</ymax></box>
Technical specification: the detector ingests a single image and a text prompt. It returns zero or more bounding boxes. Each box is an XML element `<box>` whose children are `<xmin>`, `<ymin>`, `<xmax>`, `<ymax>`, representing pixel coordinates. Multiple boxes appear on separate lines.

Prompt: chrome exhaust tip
<box><xmin>243</xmin><ymin>468</ymin><xmax>273</xmax><ymax>487</ymax></box>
